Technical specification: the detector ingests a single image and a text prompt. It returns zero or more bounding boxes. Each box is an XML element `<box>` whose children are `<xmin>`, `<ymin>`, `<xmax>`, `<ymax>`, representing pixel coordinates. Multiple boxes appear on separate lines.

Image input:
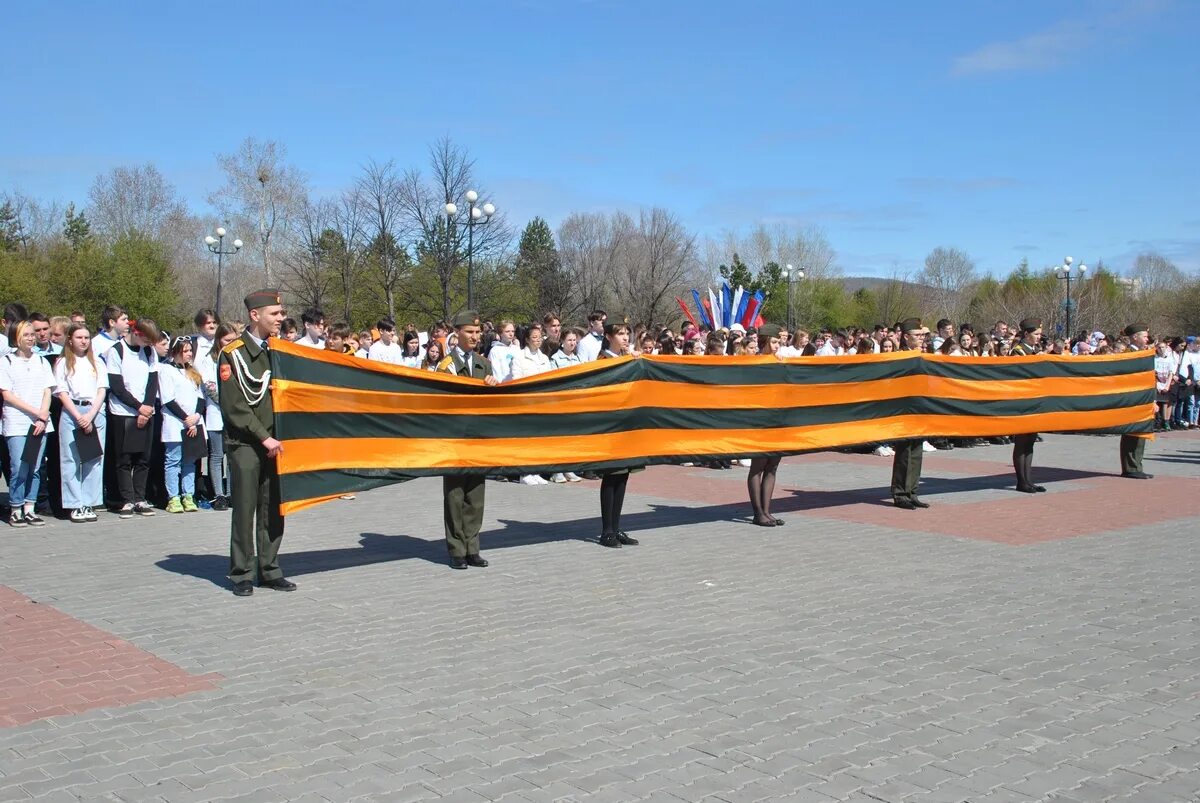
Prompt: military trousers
<box><xmin>1119</xmin><ymin>434</ymin><xmax>1146</xmax><ymax>475</ymax></box>
<box><xmin>227</xmin><ymin>442</ymin><xmax>285</xmax><ymax>583</ymax></box>
<box><xmin>443</xmin><ymin>475</ymin><xmax>486</xmax><ymax>557</ymax></box>
<box><xmin>890</xmin><ymin>439</ymin><xmax>924</xmax><ymax>502</ymax></box>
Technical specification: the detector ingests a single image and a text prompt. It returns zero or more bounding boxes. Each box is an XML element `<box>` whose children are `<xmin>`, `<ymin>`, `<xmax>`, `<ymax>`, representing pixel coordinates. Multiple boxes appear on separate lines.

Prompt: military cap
<box><xmin>758</xmin><ymin>323</ymin><xmax>782</xmax><ymax>338</ymax></box>
<box><xmin>1019</xmin><ymin>317</ymin><xmax>1042</xmax><ymax>333</ymax></box>
<box><xmin>451</xmin><ymin>310</ymin><xmax>482</xmax><ymax>328</ymax></box>
<box><xmin>244</xmin><ymin>288</ymin><xmax>282</xmax><ymax>311</ymax></box>
<box><xmin>603</xmin><ymin>314</ymin><xmax>631</xmax><ymax>334</ymax></box>
<box><xmin>900</xmin><ymin>317</ymin><xmax>924</xmax><ymax>333</ymax></box>
<box><xmin>1123</xmin><ymin>322</ymin><xmax>1148</xmax><ymax>337</ymax></box>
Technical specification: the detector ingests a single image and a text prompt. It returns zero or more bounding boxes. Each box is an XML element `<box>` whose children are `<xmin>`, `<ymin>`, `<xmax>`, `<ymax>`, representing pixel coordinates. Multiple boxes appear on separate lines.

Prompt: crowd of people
<box><xmin>0</xmin><ymin>296</ymin><xmax>1174</xmax><ymax>592</ymax></box>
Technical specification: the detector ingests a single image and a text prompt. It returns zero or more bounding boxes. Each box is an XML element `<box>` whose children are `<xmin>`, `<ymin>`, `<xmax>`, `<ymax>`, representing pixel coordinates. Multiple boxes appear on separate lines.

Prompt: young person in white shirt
<box><xmin>105</xmin><ymin>318</ymin><xmax>161</xmax><ymax>518</ymax></box>
<box><xmin>0</xmin><ymin>321</ymin><xmax>56</xmax><ymax>527</ymax></box>
<box><xmin>92</xmin><ymin>305</ymin><xmax>129</xmax><ymax>360</ymax></box>
<box><xmin>575</xmin><ymin>310</ymin><xmax>608</xmax><ymax>363</ymax></box>
<box><xmin>487</xmin><ymin>320</ymin><xmax>521</xmax><ymax>383</ymax></box>
<box><xmin>28</xmin><ymin>313</ymin><xmax>61</xmax><ymax>357</ymax></box>
<box><xmin>367</xmin><ymin>319</ymin><xmax>405</xmax><ymax>364</ymax></box>
<box><xmin>509</xmin><ymin>323</ymin><xmax>556</xmax><ymax>485</ymax></box>
<box><xmin>159</xmin><ymin>337</ymin><xmax>206</xmax><ymax>513</ymax></box>
<box><xmin>196</xmin><ymin>323</ymin><xmax>239</xmax><ymax>510</ymax></box>
<box><xmin>55</xmin><ymin>323</ymin><xmax>109</xmax><ymax>522</ymax></box>
<box><xmin>551</xmin><ymin>328</ymin><xmax>583</xmax><ymax>370</ymax></box>
<box><xmin>191</xmin><ymin>309</ymin><xmax>219</xmax><ymax>358</ymax></box>
<box><xmin>1178</xmin><ymin>337</ymin><xmax>1200</xmax><ymax>429</ymax></box>
<box><xmin>399</xmin><ymin>331</ymin><xmax>423</xmax><ymax>369</ymax></box>
<box><xmin>297</xmin><ymin>308</ymin><xmax>326</xmax><ymax>349</ymax></box>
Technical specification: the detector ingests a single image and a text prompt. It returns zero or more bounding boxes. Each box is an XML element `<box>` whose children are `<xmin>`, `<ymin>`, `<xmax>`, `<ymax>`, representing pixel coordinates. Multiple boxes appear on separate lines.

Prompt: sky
<box><xmin>2</xmin><ymin>0</ymin><xmax>1198</xmax><ymax>278</ymax></box>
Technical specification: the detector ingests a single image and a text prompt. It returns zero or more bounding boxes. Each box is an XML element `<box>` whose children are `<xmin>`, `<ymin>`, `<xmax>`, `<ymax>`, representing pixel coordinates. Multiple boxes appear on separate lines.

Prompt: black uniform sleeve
<box><xmin>164</xmin><ymin>401</ymin><xmax>188</xmax><ymax>420</ymax></box>
<box><xmin>142</xmin><ymin>372</ymin><xmax>159</xmax><ymax>406</ymax></box>
<box><xmin>108</xmin><ymin>375</ymin><xmax>142</xmax><ymax>409</ymax></box>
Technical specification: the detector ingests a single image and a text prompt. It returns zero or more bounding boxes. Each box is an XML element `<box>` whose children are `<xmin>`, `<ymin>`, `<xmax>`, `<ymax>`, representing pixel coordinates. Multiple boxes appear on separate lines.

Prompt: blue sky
<box><xmin>3</xmin><ymin>0</ymin><xmax>1197</xmax><ymax>277</ymax></box>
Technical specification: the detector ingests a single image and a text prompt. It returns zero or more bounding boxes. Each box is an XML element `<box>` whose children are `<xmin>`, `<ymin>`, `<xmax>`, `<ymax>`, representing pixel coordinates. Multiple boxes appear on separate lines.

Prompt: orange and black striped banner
<box><xmin>269</xmin><ymin>339</ymin><xmax>1154</xmax><ymax>515</ymax></box>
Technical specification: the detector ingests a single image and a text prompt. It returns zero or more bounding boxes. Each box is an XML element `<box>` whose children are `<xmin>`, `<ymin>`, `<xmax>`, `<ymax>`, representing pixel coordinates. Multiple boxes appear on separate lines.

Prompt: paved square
<box><xmin>1</xmin><ymin>432</ymin><xmax>1198</xmax><ymax>801</ymax></box>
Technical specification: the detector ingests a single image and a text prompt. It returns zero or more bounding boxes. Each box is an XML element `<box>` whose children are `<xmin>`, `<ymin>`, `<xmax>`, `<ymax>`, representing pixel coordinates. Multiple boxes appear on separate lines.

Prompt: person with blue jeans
<box><xmin>0</xmin><ymin>321</ymin><xmax>56</xmax><ymax>527</ymax></box>
<box><xmin>158</xmin><ymin>337</ymin><xmax>205</xmax><ymax>513</ymax></box>
<box><xmin>54</xmin><ymin>323</ymin><xmax>109</xmax><ymax>523</ymax></box>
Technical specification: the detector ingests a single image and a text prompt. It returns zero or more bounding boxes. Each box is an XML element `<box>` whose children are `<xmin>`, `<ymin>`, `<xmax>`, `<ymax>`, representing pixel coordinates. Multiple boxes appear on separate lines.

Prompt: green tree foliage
<box><xmin>63</xmin><ymin>203</ymin><xmax>92</xmax><ymax>250</ymax></box>
<box><xmin>516</xmin><ymin>217</ymin><xmax>567</xmax><ymax>316</ymax></box>
<box><xmin>0</xmin><ymin>201</ymin><xmax>20</xmax><ymax>252</ymax></box>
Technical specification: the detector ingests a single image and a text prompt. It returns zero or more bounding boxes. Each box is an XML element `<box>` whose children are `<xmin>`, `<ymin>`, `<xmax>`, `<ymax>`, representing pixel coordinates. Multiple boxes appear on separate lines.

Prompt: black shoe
<box><xmin>1032</xmin><ymin>485</ymin><xmax>1047</xmax><ymax>492</ymax></box>
<box><xmin>23</xmin><ymin>513</ymin><xmax>46</xmax><ymax>527</ymax></box>
<box><xmin>449</xmin><ymin>556</ymin><xmax>468</xmax><ymax>569</ymax></box>
<box><xmin>771</xmin><ymin>518</ymin><xmax>785</xmax><ymax>526</ymax></box>
<box><xmin>232</xmin><ymin>581</ymin><xmax>254</xmax><ymax>597</ymax></box>
<box><xmin>1016</xmin><ymin>484</ymin><xmax>1039</xmax><ymax>494</ymax></box>
<box><xmin>751</xmin><ymin>517</ymin><xmax>776</xmax><ymax>527</ymax></box>
<box><xmin>911</xmin><ymin>498</ymin><xmax>930</xmax><ymax>509</ymax></box>
<box><xmin>598</xmin><ymin>533</ymin><xmax>622</xmax><ymax>548</ymax></box>
<box><xmin>615</xmin><ymin>531</ymin><xmax>639</xmax><ymax>545</ymax></box>
<box><xmin>465</xmin><ymin>554</ymin><xmax>489</xmax><ymax>567</ymax></box>
<box><xmin>893</xmin><ymin>498</ymin><xmax>917</xmax><ymax>510</ymax></box>
<box><xmin>211</xmin><ymin>496</ymin><xmax>229</xmax><ymax>511</ymax></box>
<box><xmin>260</xmin><ymin>577</ymin><xmax>297</xmax><ymax>591</ymax></box>
<box><xmin>1121</xmin><ymin>471</ymin><xmax>1153</xmax><ymax>479</ymax></box>
<box><xmin>579</xmin><ymin>471</ymin><xmax>601</xmax><ymax>480</ymax></box>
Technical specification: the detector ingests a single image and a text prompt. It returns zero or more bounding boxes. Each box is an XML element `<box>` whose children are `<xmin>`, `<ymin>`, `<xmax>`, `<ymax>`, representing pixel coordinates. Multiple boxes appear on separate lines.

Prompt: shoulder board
<box><xmin>221</xmin><ymin>338</ymin><xmax>245</xmax><ymax>355</ymax></box>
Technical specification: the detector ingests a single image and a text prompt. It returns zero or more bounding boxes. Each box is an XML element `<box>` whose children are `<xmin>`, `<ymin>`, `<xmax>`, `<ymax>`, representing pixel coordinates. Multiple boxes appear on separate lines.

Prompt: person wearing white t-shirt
<box><xmin>399</xmin><ymin>331</ymin><xmax>423</xmax><ymax>369</ymax></box>
<box><xmin>0</xmin><ymin>321</ymin><xmax>56</xmax><ymax>527</ymax></box>
<box><xmin>367</xmin><ymin>319</ymin><xmax>405</xmax><ymax>364</ymax></box>
<box><xmin>510</xmin><ymin>324</ymin><xmax>557</xmax><ymax>485</ymax></box>
<box><xmin>105</xmin><ymin>318</ymin><xmax>161</xmax><ymax>518</ymax></box>
<box><xmin>575</xmin><ymin>310</ymin><xmax>607</xmax><ymax>363</ymax></box>
<box><xmin>159</xmin><ymin>338</ymin><xmax>206</xmax><ymax>514</ymax></box>
<box><xmin>296</xmin><ymin>307</ymin><xmax>327</xmax><ymax>349</ymax></box>
<box><xmin>54</xmin><ymin>323</ymin><xmax>109</xmax><ymax>522</ymax></box>
<box><xmin>92</xmin><ymin>304</ymin><xmax>130</xmax><ymax>360</ymax></box>
<box><xmin>191</xmin><ymin>309</ymin><xmax>219</xmax><ymax>359</ymax></box>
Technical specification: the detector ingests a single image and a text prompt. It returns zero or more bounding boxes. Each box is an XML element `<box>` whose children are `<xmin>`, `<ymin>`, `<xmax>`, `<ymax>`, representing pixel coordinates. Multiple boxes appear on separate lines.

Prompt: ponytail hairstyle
<box><xmin>62</xmin><ymin>322</ymin><xmax>98</xmax><ymax>378</ymax></box>
<box><xmin>170</xmin><ymin>338</ymin><xmax>203</xmax><ymax>388</ymax></box>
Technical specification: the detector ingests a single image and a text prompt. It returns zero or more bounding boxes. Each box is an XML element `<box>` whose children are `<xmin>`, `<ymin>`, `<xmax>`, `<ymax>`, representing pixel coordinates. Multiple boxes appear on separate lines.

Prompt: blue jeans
<box><xmin>6</xmin><ymin>433</ymin><xmax>47</xmax><ymax>508</ymax></box>
<box><xmin>208</xmin><ymin>430</ymin><xmax>229</xmax><ymax>497</ymax></box>
<box><xmin>59</xmin><ymin>404</ymin><xmax>106</xmax><ymax>509</ymax></box>
<box><xmin>163</xmin><ymin>442</ymin><xmax>196</xmax><ymax>499</ymax></box>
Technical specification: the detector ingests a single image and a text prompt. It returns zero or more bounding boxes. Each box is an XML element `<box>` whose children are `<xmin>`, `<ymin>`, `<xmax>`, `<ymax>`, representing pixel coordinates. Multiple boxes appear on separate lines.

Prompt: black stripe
<box><xmin>276</xmin><ymin>390</ymin><xmax>1155</xmax><ymax>441</ymax></box>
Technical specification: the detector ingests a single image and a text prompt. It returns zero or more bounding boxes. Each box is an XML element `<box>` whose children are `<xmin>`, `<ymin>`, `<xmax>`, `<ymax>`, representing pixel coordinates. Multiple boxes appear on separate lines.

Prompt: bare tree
<box><xmin>356</xmin><ymin>159</ymin><xmax>410</xmax><ymax>320</ymax></box>
<box><xmin>557</xmin><ymin>211</ymin><xmax>631</xmax><ymax>319</ymax></box>
<box><xmin>397</xmin><ymin>138</ymin><xmax>511</xmax><ymax>320</ymax></box>
<box><xmin>1131</xmin><ymin>252</ymin><xmax>1186</xmax><ymax>297</ymax></box>
<box><xmin>918</xmin><ymin>246</ymin><xmax>977</xmax><ymax>320</ymax></box>
<box><xmin>209</xmin><ymin>138</ymin><xmax>307</xmax><ymax>286</ymax></box>
<box><xmin>87</xmin><ymin>165</ymin><xmax>185</xmax><ymax>243</ymax></box>
<box><xmin>613</xmin><ymin>208</ymin><xmax>699</xmax><ymax>326</ymax></box>
<box><xmin>329</xmin><ymin>189</ymin><xmax>370</xmax><ymax>324</ymax></box>
<box><xmin>279</xmin><ymin>198</ymin><xmax>337</xmax><ymax>310</ymax></box>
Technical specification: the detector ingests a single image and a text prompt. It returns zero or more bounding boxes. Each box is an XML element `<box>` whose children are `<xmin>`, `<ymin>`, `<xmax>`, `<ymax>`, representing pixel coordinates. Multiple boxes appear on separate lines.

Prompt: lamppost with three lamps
<box><xmin>204</xmin><ymin>225</ymin><xmax>242</xmax><ymax>320</ymax></box>
<box><xmin>1054</xmin><ymin>256</ymin><xmax>1087</xmax><ymax>342</ymax></box>
<box><xmin>781</xmin><ymin>263</ymin><xmax>804</xmax><ymax>332</ymax></box>
<box><xmin>444</xmin><ymin>190</ymin><xmax>496</xmax><ymax>310</ymax></box>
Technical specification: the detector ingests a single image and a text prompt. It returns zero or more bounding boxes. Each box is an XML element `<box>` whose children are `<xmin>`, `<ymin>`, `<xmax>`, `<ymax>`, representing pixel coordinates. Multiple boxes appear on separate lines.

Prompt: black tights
<box><xmin>600</xmin><ymin>473</ymin><xmax>629</xmax><ymax>534</ymax></box>
<box><xmin>747</xmin><ymin>456</ymin><xmax>781</xmax><ymax>523</ymax></box>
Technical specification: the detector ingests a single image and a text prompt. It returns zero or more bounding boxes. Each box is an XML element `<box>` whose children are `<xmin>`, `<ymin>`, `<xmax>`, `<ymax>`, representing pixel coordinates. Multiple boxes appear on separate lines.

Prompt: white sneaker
<box><xmin>520</xmin><ymin>475</ymin><xmax>541</xmax><ymax>485</ymax></box>
<box><xmin>70</xmin><ymin>508</ymin><xmax>88</xmax><ymax>523</ymax></box>
<box><xmin>883</xmin><ymin>445</ymin><xmax>895</xmax><ymax>456</ymax></box>
<box><xmin>549</xmin><ymin>473</ymin><xmax>568</xmax><ymax>483</ymax></box>
<box><xmin>118</xmin><ymin>503</ymin><xmax>135</xmax><ymax>519</ymax></box>
<box><xmin>339</xmin><ymin>494</ymin><xmax>357</xmax><ymax>500</ymax></box>
<box><xmin>565</xmin><ymin>472</ymin><xmax>583</xmax><ymax>482</ymax></box>
<box><xmin>534</xmin><ymin>475</ymin><xmax>550</xmax><ymax>484</ymax></box>
<box><xmin>873</xmin><ymin>445</ymin><xmax>893</xmax><ymax>457</ymax></box>
<box><xmin>84</xmin><ymin>506</ymin><xmax>99</xmax><ymax>522</ymax></box>
<box><xmin>922</xmin><ymin>441</ymin><xmax>937</xmax><ymax>452</ymax></box>
<box><xmin>737</xmin><ymin>459</ymin><xmax>752</xmax><ymax>467</ymax></box>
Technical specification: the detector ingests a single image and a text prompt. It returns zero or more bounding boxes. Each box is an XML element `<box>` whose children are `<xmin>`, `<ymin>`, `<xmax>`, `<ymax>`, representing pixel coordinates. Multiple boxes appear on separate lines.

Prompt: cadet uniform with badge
<box><xmin>1120</xmin><ymin>323</ymin><xmax>1155</xmax><ymax>480</ymax></box>
<box><xmin>438</xmin><ymin>311</ymin><xmax>499</xmax><ymax>569</ymax></box>
<box><xmin>219</xmin><ymin>289</ymin><xmax>295</xmax><ymax>597</ymax></box>
<box><xmin>1009</xmin><ymin>318</ymin><xmax>1047</xmax><ymax>493</ymax></box>
<box><xmin>891</xmin><ymin>318</ymin><xmax>931</xmax><ymax>509</ymax></box>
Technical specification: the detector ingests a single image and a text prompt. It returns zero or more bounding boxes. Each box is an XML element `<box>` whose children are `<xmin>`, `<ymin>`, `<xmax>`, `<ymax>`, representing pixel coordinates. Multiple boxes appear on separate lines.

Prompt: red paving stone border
<box><xmin>0</xmin><ymin>586</ymin><xmax>220</xmax><ymax>728</ymax></box>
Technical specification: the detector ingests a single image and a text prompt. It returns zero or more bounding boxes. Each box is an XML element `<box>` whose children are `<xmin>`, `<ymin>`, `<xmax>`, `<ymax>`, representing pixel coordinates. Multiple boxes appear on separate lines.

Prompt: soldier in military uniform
<box><xmin>438</xmin><ymin>310</ymin><xmax>499</xmax><ymax>569</ymax></box>
<box><xmin>1120</xmin><ymin>323</ymin><xmax>1155</xmax><ymax>480</ymax></box>
<box><xmin>218</xmin><ymin>289</ymin><xmax>295</xmax><ymax>597</ymax></box>
<box><xmin>891</xmin><ymin>318</ymin><xmax>931</xmax><ymax>509</ymax></box>
<box><xmin>1009</xmin><ymin>318</ymin><xmax>1047</xmax><ymax>493</ymax></box>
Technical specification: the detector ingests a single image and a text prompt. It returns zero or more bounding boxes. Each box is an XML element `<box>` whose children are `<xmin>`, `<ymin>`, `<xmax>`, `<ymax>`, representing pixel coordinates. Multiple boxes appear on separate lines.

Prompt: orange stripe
<box><xmin>273</xmin><ymin>372</ymin><xmax>1152</xmax><ymax>417</ymax></box>
<box><xmin>277</xmin><ymin>406</ymin><xmax>1153</xmax><ymax>475</ymax></box>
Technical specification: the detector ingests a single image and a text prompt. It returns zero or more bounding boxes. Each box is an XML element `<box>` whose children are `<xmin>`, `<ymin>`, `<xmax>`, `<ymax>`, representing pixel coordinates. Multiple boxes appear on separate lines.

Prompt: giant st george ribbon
<box><xmin>269</xmin><ymin>339</ymin><xmax>1154</xmax><ymax>515</ymax></box>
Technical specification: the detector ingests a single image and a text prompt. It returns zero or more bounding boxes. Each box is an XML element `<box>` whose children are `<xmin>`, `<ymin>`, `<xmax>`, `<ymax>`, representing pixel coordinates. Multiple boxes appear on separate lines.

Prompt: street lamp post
<box><xmin>204</xmin><ymin>225</ymin><xmax>243</xmax><ymax>320</ymax></box>
<box><xmin>781</xmin><ymin>264</ymin><xmax>804</xmax><ymax>332</ymax></box>
<box><xmin>1054</xmin><ymin>256</ymin><xmax>1087</xmax><ymax>342</ymax></box>
<box><xmin>444</xmin><ymin>190</ymin><xmax>497</xmax><ymax>310</ymax></box>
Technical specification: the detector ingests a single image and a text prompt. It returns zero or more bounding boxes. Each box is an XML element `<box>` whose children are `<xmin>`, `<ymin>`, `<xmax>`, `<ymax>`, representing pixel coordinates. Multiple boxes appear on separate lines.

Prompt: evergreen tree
<box><xmin>516</xmin><ymin>217</ymin><xmax>566</xmax><ymax>315</ymax></box>
<box><xmin>63</xmin><ymin>203</ymin><xmax>93</xmax><ymax>250</ymax></box>
<box><xmin>0</xmin><ymin>201</ymin><xmax>19</xmax><ymax>252</ymax></box>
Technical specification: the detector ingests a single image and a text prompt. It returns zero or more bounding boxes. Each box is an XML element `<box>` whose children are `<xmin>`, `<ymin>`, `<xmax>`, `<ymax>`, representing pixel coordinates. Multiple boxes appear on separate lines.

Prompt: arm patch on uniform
<box><xmin>219</xmin><ymin>364</ymin><xmax>232</xmax><ymax>381</ymax></box>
